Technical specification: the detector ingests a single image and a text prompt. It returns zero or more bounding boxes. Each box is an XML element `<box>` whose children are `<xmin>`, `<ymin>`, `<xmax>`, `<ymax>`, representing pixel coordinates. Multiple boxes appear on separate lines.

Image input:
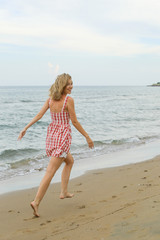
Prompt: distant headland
<box><xmin>148</xmin><ymin>82</ymin><xmax>160</xmax><ymax>87</ymax></box>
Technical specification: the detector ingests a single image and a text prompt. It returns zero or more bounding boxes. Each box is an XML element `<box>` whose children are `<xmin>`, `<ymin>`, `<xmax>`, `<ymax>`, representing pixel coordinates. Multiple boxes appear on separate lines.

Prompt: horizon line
<box><xmin>0</xmin><ymin>84</ymin><xmax>149</xmax><ymax>87</ymax></box>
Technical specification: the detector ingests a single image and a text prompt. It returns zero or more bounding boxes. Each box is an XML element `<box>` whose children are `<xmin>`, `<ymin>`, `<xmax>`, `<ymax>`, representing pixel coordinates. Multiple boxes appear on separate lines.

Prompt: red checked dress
<box><xmin>46</xmin><ymin>96</ymin><xmax>72</xmax><ymax>158</ymax></box>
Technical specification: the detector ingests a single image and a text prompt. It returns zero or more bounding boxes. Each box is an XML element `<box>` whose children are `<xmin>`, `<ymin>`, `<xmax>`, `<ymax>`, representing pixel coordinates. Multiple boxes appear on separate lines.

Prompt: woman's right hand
<box><xmin>86</xmin><ymin>136</ymin><xmax>94</xmax><ymax>149</ymax></box>
<box><xmin>18</xmin><ymin>128</ymin><xmax>26</xmax><ymax>140</ymax></box>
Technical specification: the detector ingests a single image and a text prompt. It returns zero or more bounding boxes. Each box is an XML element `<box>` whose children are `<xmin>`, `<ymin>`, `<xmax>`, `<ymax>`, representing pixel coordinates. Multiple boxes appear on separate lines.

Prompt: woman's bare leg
<box><xmin>60</xmin><ymin>153</ymin><xmax>74</xmax><ymax>199</ymax></box>
<box><xmin>31</xmin><ymin>156</ymin><xmax>64</xmax><ymax>217</ymax></box>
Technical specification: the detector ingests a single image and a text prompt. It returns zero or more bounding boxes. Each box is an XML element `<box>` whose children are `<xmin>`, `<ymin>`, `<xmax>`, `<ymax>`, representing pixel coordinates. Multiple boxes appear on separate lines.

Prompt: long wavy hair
<box><xmin>49</xmin><ymin>73</ymin><xmax>71</xmax><ymax>100</ymax></box>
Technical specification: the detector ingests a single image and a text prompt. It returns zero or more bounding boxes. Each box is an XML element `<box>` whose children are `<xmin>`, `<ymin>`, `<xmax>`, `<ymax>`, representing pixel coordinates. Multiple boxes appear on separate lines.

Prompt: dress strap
<box><xmin>62</xmin><ymin>96</ymin><xmax>68</xmax><ymax>111</ymax></box>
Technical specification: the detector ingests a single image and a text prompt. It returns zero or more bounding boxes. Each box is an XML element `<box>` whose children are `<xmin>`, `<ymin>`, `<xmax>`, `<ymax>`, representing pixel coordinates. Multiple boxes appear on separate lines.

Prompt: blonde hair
<box><xmin>49</xmin><ymin>73</ymin><xmax>71</xmax><ymax>100</ymax></box>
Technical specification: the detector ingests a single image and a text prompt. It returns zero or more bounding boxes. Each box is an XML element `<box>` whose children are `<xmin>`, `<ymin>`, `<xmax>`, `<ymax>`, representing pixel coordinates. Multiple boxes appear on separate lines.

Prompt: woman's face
<box><xmin>64</xmin><ymin>78</ymin><xmax>73</xmax><ymax>95</ymax></box>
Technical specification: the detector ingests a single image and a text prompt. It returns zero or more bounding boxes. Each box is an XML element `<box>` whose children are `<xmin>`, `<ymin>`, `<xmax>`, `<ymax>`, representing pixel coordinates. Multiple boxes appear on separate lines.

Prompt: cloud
<box><xmin>1</xmin><ymin>19</ymin><xmax>160</xmax><ymax>56</ymax></box>
<box><xmin>48</xmin><ymin>62</ymin><xmax>53</xmax><ymax>74</ymax></box>
<box><xmin>48</xmin><ymin>62</ymin><xmax>59</xmax><ymax>78</ymax></box>
<box><xmin>54</xmin><ymin>64</ymin><xmax>60</xmax><ymax>76</ymax></box>
<box><xmin>48</xmin><ymin>62</ymin><xmax>53</xmax><ymax>69</ymax></box>
<box><xmin>0</xmin><ymin>0</ymin><xmax>160</xmax><ymax>56</ymax></box>
<box><xmin>106</xmin><ymin>0</ymin><xmax>160</xmax><ymax>25</ymax></box>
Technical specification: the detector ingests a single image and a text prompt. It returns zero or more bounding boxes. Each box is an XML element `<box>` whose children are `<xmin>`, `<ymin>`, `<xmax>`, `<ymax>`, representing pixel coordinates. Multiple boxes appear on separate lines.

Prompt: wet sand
<box><xmin>1</xmin><ymin>155</ymin><xmax>160</xmax><ymax>240</ymax></box>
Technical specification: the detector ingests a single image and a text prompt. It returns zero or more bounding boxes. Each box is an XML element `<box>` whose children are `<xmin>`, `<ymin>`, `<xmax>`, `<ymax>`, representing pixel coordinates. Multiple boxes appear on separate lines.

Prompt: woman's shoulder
<box><xmin>66</xmin><ymin>96</ymin><xmax>75</xmax><ymax>108</ymax></box>
<box><xmin>67</xmin><ymin>96</ymin><xmax>74</xmax><ymax>103</ymax></box>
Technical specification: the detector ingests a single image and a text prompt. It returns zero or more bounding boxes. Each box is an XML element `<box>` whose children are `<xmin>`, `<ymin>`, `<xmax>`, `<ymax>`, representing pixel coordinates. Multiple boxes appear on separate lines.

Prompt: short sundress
<box><xmin>46</xmin><ymin>96</ymin><xmax>72</xmax><ymax>158</ymax></box>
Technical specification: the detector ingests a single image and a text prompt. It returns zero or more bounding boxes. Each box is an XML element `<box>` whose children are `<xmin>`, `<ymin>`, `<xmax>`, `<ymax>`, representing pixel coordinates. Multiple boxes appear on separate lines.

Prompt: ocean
<box><xmin>0</xmin><ymin>85</ymin><xmax>160</xmax><ymax>185</ymax></box>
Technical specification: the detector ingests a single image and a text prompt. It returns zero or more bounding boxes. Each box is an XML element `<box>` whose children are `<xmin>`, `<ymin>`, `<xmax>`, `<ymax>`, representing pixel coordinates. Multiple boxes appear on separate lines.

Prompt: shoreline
<box><xmin>1</xmin><ymin>155</ymin><xmax>160</xmax><ymax>239</ymax></box>
<box><xmin>1</xmin><ymin>138</ymin><xmax>160</xmax><ymax>195</ymax></box>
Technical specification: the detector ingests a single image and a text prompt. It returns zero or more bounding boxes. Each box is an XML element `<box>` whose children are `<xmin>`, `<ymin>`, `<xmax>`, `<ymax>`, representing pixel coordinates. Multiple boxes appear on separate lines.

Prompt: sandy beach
<box><xmin>1</xmin><ymin>155</ymin><xmax>160</xmax><ymax>240</ymax></box>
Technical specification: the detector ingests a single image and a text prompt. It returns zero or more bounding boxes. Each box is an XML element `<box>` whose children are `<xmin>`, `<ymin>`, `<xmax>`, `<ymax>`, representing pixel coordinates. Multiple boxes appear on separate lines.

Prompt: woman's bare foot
<box><xmin>30</xmin><ymin>201</ymin><xmax>40</xmax><ymax>217</ymax></box>
<box><xmin>59</xmin><ymin>192</ymin><xmax>74</xmax><ymax>199</ymax></box>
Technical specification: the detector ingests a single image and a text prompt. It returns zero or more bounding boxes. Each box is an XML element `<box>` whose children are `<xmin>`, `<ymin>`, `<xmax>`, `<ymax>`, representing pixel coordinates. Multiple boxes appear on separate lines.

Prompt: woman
<box><xmin>18</xmin><ymin>73</ymin><xmax>94</xmax><ymax>217</ymax></box>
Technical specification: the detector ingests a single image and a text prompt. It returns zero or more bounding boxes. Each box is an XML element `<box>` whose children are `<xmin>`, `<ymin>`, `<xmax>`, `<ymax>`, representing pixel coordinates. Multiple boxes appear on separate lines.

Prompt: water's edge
<box><xmin>1</xmin><ymin>139</ymin><xmax>160</xmax><ymax>195</ymax></box>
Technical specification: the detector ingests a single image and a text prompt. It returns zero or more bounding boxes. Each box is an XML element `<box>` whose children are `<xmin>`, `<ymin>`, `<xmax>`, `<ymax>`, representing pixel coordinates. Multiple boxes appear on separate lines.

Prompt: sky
<box><xmin>0</xmin><ymin>0</ymin><xmax>160</xmax><ymax>86</ymax></box>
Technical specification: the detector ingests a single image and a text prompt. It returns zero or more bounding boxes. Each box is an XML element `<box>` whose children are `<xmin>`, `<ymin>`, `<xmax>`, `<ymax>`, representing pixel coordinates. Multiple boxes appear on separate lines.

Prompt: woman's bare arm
<box><xmin>67</xmin><ymin>97</ymin><xmax>94</xmax><ymax>148</ymax></box>
<box><xmin>18</xmin><ymin>98</ymin><xmax>50</xmax><ymax>140</ymax></box>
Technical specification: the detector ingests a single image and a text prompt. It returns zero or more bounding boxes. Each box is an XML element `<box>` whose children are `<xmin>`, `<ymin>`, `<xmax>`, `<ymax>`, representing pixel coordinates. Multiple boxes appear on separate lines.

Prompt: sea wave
<box><xmin>20</xmin><ymin>100</ymin><xmax>35</xmax><ymax>103</ymax></box>
<box><xmin>91</xmin><ymin>135</ymin><xmax>159</xmax><ymax>146</ymax></box>
<box><xmin>0</xmin><ymin>153</ymin><xmax>48</xmax><ymax>181</ymax></box>
<box><xmin>71</xmin><ymin>135</ymin><xmax>160</xmax><ymax>160</ymax></box>
<box><xmin>0</xmin><ymin>124</ymin><xmax>17</xmax><ymax>129</ymax></box>
<box><xmin>0</xmin><ymin>148</ymin><xmax>41</xmax><ymax>161</ymax></box>
<box><xmin>10</xmin><ymin>154</ymin><xmax>46</xmax><ymax>169</ymax></box>
<box><xmin>0</xmin><ymin>134</ymin><xmax>159</xmax><ymax>181</ymax></box>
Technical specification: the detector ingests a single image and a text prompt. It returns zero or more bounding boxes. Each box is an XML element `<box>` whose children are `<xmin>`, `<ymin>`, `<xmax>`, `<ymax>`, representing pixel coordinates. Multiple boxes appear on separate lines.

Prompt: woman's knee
<box><xmin>65</xmin><ymin>154</ymin><xmax>74</xmax><ymax>166</ymax></box>
<box><xmin>70</xmin><ymin>156</ymin><xmax>74</xmax><ymax>166</ymax></box>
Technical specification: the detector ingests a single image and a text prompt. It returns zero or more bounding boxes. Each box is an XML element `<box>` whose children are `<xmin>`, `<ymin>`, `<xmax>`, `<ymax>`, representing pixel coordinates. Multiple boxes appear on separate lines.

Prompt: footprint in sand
<box><xmin>112</xmin><ymin>195</ymin><xmax>117</xmax><ymax>199</ymax></box>
<box><xmin>69</xmin><ymin>222</ymin><xmax>76</xmax><ymax>226</ymax></box>
<box><xmin>141</xmin><ymin>177</ymin><xmax>147</xmax><ymax>179</ymax></box>
<box><xmin>41</xmin><ymin>237</ymin><xmax>47</xmax><ymax>240</ymax></box>
<box><xmin>138</xmin><ymin>189</ymin><xmax>144</xmax><ymax>192</ymax></box>
<box><xmin>123</xmin><ymin>186</ymin><xmax>127</xmax><ymax>188</ymax></box>
<box><xmin>40</xmin><ymin>223</ymin><xmax>46</xmax><ymax>226</ymax></box>
<box><xmin>76</xmin><ymin>183</ymin><xmax>82</xmax><ymax>186</ymax></box>
<box><xmin>153</xmin><ymin>200</ymin><xmax>160</xmax><ymax>203</ymax></box>
<box><xmin>144</xmin><ymin>170</ymin><xmax>148</xmax><ymax>172</ymax></box>
<box><xmin>78</xmin><ymin>205</ymin><xmax>86</xmax><ymax>209</ymax></box>
<box><xmin>138</xmin><ymin>183</ymin><xmax>152</xmax><ymax>187</ymax></box>
<box><xmin>124</xmin><ymin>202</ymin><xmax>136</xmax><ymax>207</ymax></box>
<box><xmin>23</xmin><ymin>217</ymin><xmax>35</xmax><ymax>221</ymax></box>
<box><xmin>99</xmin><ymin>199</ymin><xmax>107</xmax><ymax>203</ymax></box>
<box><xmin>46</xmin><ymin>220</ymin><xmax>52</xmax><ymax>223</ymax></box>
<box><xmin>8</xmin><ymin>210</ymin><xmax>14</xmax><ymax>213</ymax></box>
<box><xmin>93</xmin><ymin>172</ymin><xmax>103</xmax><ymax>175</ymax></box>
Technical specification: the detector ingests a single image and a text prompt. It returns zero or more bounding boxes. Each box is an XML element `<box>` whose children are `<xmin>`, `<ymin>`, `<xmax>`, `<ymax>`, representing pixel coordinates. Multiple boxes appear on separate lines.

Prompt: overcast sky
<box><xmin>0</xmin><ymin>0</ymin><xmax>160</xmax><ymax>86</ymax></box>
